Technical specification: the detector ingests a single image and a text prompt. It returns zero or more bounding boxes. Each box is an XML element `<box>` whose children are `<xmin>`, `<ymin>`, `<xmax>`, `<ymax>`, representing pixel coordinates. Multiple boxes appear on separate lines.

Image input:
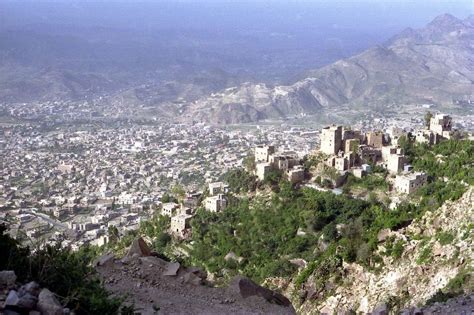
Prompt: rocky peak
<box><xmin>428</xmin><ymin>13</ymin><xmax>464</xmax><ymax>30</ymax></box>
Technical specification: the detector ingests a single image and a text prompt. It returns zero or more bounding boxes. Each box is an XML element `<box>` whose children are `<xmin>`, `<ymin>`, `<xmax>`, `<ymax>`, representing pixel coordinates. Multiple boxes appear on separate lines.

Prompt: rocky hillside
<box><xmin>277</xmin><ymin>187</ymin><xmax>473</xmax><ymax>314</ymax></box>
<box><xmin>181</xmin><ymin>14</ymin><xmax>474</xmax><ymax>123</ymax></box>
<box><xmin>96</xmin><ymin>238</ymin><xmax>296</xmax><ymax>314</ymax></box>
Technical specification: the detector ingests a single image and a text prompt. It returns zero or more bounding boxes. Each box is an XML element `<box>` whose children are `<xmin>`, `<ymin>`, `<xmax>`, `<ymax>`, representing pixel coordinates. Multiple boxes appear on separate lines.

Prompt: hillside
<box><xmin>290</xmin><ymin>187</ymin><xmax>474</xmax><ymax>313</ymax></box>
<box><xmin>181</xmin><ymin>14</ymin><xmax>474</xmax><ymax>123</ymax></box>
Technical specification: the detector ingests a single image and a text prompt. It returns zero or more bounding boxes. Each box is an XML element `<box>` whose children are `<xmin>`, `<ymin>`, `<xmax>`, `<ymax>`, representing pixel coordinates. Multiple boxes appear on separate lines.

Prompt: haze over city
<box><xmin>0</xmin><ymin>1</ymin><xmax>473</xmax><ymax>314</ymax></box>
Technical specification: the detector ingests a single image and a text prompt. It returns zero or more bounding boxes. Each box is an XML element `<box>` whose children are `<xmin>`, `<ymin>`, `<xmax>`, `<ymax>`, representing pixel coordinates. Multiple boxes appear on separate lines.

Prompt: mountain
<box><xmin>181</xmin><ymin>14</ymin><xmax>474</xmax><ymax>124</ymax></box>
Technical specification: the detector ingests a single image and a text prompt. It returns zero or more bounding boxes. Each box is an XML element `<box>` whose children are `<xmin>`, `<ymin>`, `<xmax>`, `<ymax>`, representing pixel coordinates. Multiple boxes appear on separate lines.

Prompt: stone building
<box><xmin>287</xmin><ymin>166</ymin><xmax>305</xmax><ymax>184</ymax></box>
<box><xmin>394</xmin><ymin>172</ymin><xmax>428</xmax><ymax>194</ymax></box>
<box><xmin>366</xmin><ymin>131</ymin><xmax>384</xmax><ymax>148</ymax></box>
<box><xmin>415</xmin><ymin>129</ymin><xmax>436</xmax><ymax>145</ymax></box>
<box><xmin>170</xmin><ymin>214</ymin><xmax>193</xmax><ymax>235</ymax></box>
<box><xmin>255</xmin><ymin>145</ymin><xmax>275</xmax><ymax>163</ymax></box>
<box><xmin>344</xmin><ymin>138</ymin><xmax>360</xmax><ymax>153</ymax></box>
<box><xmin>208</xmin><ymin>182</ymin><xmax>228</xmax><ymax>196</ymax></box>
<box><xmin>162</xmin><ymin>202</ymin><xmax>179</xmax><ymax>216</ymax></box>
<box><xmin>430</xmin><ymin>114</ymin><xmax>452</xmax><ymax>137</ymax></box>
<box><xmin>204</xmin><ymin>194</ymin><xmax>227</xmax><ymax>212</ymax></box>
<box><xmin>256</xmin><ymin>162</ymin><xmax>272</xmax><ymax>181</ymax></box>
<box><xmin>320</xmin><ymin>125</ymin><xmax>342</xmax><ymax>155</ymax></box>
<box><xmin>386</xmin><ymin>154</ymin><xmax>406</xmax><ymax>174</ymax></box>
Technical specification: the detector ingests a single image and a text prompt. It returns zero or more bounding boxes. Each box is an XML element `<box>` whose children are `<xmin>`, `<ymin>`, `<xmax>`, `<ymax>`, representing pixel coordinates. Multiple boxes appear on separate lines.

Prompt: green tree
<box><xmin>424</xmin><ymin>111</ymin><xmax>433</xmax><ymax>128</ymax></box>
<box><xmin>243</xmin><ymin>154</ymin><xmax>256</xmax><ymax>172</ymax></box>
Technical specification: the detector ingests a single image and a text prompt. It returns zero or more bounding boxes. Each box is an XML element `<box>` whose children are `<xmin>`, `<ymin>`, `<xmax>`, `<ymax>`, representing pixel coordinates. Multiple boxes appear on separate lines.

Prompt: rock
<box><xmin>29</xmin><ymin>311</ymin><xmax>41</xmax><ymax>315</ymax></box>
<box><xmin>224</xmin><ymin>252</ymin><xmax>238</xmax><ymax>262</ymax></box>
<box><xmin>139</xmin><ymin>256</ymin><xmax>168</xmax><ymax>269</ymax></box>
<box><xmin>126</xmin><ymin>237</ymin><xmax>152</xmax><ymax>257</ymax></box>
<box><xmin>0</xmin><ymin>271</ymin><xmax>17</xmax><ymax>288</ymax></box>
<box><xmin>3</xmin><ymin>309</ymin><xmax>21</xmax><ymax>315</ymax></box>
<box><xmin>229</xmin><ymin>276</ymin><xmax>292</xmax><ymax>307</ymax></box>
<box><xmin>19</xmin><ymin>282</ymin><xmax>40</xmax><ymax>297</ymax></box>
<box><xmin>377</xmin><ymin>229</ymin><xmax>391</xmax><ymax>242</ymax></box>
<box><xmin>186</xmin><ymin>267</ymin><xmax>207</xmax><ymax>280</ymax></box>
<box><xmin>224</xmin><ymin>252</ymin><xmax>244</xmax><ymax>263</ymax></box>
<box><xmin>93</xmin><ymin>253</ymin><xmax>115</xmax><ymax>267</ymax></box>
<box><xmin>289</xmin><ymin>258</ymin><xmax>307</xmax><ymax>268</ymax></box>
<box><xmin>120</xmin><ymin>255</ymin><xmax>135</xmax><ymax>265</ymax></box>
<box><xmin>17</xmin><ymin>293</ymin><xmax>37</xmax><ymax>310</ymax></box>
<box><xmin>182</xmin><ymin>272</ymin><xmax>202</xmax><ymax>286</ymax></box>
<box><xmin>37</xmin><ymin>289</ymin><xmax>63</xmax><ymax>315</ymax></box>
<box><xmin>5</xmin><ymin>290</ymin><xmax>20</xmax><ymax>308</ymax></box>
<box><xmin>162</xmin><ymin>262</ymin><xmax>180</xmax><ymax>276</ymax></box>
<box><xmin>372</xmin><ymin>303</ymin><xmax>388</xmax><ymax>315</ymax></box>
<box><xmin>432</xmin><ymin>242</ymin><xmax>445</xmax><ymax>257</ymax></box>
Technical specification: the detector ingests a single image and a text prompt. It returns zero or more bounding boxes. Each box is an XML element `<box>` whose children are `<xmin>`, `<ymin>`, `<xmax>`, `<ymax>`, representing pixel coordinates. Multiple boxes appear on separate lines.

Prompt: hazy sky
<box><xmin>1</xmin><ymin>0</ymin><xmax>472</xmax><ymax>33</ymax></box>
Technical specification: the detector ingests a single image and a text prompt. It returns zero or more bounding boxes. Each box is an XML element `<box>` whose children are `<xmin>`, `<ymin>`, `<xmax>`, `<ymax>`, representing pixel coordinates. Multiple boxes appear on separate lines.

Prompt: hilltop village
<box><xmin>1</xmin><ymin>111</ymin><xmax>469</xmax><ymax>250</ymax></box>
<box><xmin>162</xmin><ymin>113</ymin><xmax>469</xmax><ymax>242</ymax></box>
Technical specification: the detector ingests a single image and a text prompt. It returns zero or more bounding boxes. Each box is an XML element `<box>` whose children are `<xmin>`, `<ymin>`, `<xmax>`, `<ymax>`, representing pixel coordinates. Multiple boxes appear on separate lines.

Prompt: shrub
<box><xmin>436</xmin><ymin>231</ymin><xmax>455</xmax><ymax>245</ymax></box>
<box><xmin>0</xmin><ymin>224</ymin><xmax>121</xmax><ymax>314</ymax></box>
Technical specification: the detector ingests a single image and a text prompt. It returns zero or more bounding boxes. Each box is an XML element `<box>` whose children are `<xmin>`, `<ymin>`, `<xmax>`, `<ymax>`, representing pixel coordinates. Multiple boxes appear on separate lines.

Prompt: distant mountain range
<box><xmin>180</xmin><ymin>14</ymin><xmax>474</xmax><ymax>124</ymax></box>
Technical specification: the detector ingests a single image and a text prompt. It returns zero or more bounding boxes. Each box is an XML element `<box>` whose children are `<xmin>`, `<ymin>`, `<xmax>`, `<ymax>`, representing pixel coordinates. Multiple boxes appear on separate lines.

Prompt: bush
<box><xmin>416</xmin><ymin>245</ymin><xmax>432</xmax><ymax>265</ymax></box>
<box><xmin>436</xmin><ymin>231</ymin><xmax>455</xmax><ymax>246</ymax></box>
<box><xmin>0</xmin><ymin>224</ymin><xmax>121</xmax><ymax>314</ymax></box>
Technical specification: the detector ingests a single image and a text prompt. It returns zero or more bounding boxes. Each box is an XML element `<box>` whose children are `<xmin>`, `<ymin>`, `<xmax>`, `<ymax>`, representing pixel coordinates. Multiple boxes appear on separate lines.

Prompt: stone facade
<box><xmin>256</xmin><ymin>162</ymin><xmax>272</xmax><ymax>181</ymax></box>
<box><xmin>394</xmin><ymin>172</ymin><xmax>428</xmax><ymax>194</ymax></box>
<box><xmin>366</xmin><ymin>131</ymin><xmax>384</xmax><ymax>148</ymax></box>
<box><xmin>204</xmin><ymin>194</ymin><xmax>227</xmax><ymax>212</ymax></box>
<box><xmin>320</xmin><ymin>125</ymin><xmax>342</xmax><ymax>155</ymax></box>
<box><xmin>430</xmin><ymin>114</ymin><xmax>452</xmax><ymax>136</ymax></box>
<box><xmin>255</xmin><ymin>145</ymin><xmax>275</xmax><ymax>163</ymax></box>
<box><xmin>170</xmin><ymin>214</ymin><xmax>193</xmax><ymax>235</ymax></box>
<box><xmin>208</xmin><ymin>182</ymin><xmax>228</xmax><ymax>196</ymax></box>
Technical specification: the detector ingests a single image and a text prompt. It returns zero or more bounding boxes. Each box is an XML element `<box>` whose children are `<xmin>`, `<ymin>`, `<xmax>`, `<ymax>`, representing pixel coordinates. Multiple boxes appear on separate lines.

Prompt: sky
<box><xmin>0</xmin><ymin>0</ymin><xmax>472</xmax><ymax>32</ymax></box>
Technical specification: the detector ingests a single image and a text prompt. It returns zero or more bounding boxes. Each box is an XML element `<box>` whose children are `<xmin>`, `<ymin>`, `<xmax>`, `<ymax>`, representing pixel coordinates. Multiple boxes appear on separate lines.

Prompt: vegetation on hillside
<box><xmin>184</xmin><ymin>138</ymin><xmax>473</xmax><ymax>292</ymax></box>
<box><xmin>0</xmin><ymin>225</ymin><xmax>123</xmax><ymax>314</ymax></box>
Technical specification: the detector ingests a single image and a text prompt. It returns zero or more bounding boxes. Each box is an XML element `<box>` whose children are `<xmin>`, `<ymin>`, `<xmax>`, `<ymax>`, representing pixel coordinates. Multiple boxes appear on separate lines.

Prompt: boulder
<box><xmin>93</xmin><ymin>253</ymin><xmax>115</xmax><ymax>267</ymax></box>
<box><xmin>19</xmin><ymin>282</ymin><xmax>40</xmax><ymax>297</ymax></box>
<box><xmin>0</xmin><ymin>271</ymin><xmax>17</xmax><ymax>288</ymax></box>
<box><xmin>182</xmin><ymin>272</ymin><xmax>202</xmax><ymax>286</ymax></box>
<box><xmin>224</xmin><ymin>252</ymin><xmax>244</xmax><ymax>263</ymax></box>
<box><xmin>127</xmin><ymin>238</ymin><xmax>152</xmax><ymax>257</ymax></box>
<box><xmin>289</xmin><ymin>258</ymin><xmax>307</xmax><ymax>268</ymax></box>
<box><xmin>162</xmin><ymin>262</ymin><xmax>180</xmax><ymax>276</ymax></box>
<box><xmin>37</xmin><ymin>289</ymin><xmax>63</xmax><ymax>315</ymax></box>
<box><xmin>377</xmin><ymin>229</ymin><xmax>391</xmax><ymax>242</ymax></box>
<box><xmin>5</xmin><ymin>290</ymin><xmax>20</xmax><ymax>308</ymax></box>
<box><xmin>17</xmin><ymin>293</ymin><xmax>37</xmax><ymax>310</ymax></box>
<box><xmin>139</xmin><ymin>256</ymin><xmax>168</xmax><ymax>269</ymax></box>
<box><xmin>224</xmin><ymin>252</ymin><xmax>238</xmax><ymax>262</ymax></box>
<box><xmin>186</xmin><ymin>267</ymin><xmax>207</xmax><ymax>280</ymax></box>
<box><xmin>229</xmin><ymin>276</ymin><xmax>291</xmax><ymax>307</ymax></box>
<box><xmin>372</xmin><ymin>303</ymin><xmax>388</xmax><ymax>315</ymax></box>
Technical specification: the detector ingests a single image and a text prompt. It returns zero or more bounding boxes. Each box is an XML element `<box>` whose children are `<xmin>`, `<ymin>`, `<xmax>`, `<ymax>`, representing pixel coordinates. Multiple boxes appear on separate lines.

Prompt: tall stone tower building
<box><xmin>320</xmin><ymin>125</ymin><xmax>342</xmax><ymax>155</ymax></box>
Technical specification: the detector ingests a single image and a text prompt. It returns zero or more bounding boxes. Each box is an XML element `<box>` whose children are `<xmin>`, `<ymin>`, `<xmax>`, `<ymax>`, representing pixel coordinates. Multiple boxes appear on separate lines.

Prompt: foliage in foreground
<box><xmin>0</xmin><ymin>225</ymin><xmax>122</xmax><ymax>315</ymax></box>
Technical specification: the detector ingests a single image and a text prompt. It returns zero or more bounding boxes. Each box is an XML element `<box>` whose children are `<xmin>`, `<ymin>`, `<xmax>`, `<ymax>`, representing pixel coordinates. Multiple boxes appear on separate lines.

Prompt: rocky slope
<box><xmin>0</xmin><ymin>271</ymin><xmax>69</xmax><ymax>315</ymax></box>
<box><xmin>95</xmin><ymin>238</ymin><xmax>296</xmax><ymax>314</ymax></box>
<box><xmin>181</xmin><ymin>14</ymin><xmax>474</xmax><ymax>123</ymax></box>
<box><xmin>278</xmin><ymin>186</ymin><xmax>473</xmax><ymax>314</ymax></box>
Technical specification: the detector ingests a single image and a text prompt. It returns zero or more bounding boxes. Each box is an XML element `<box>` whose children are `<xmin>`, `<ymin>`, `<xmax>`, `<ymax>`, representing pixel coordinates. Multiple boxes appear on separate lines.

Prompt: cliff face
<box><xmin>278</xmin><ymin>187</ymin><xmax>473</xmax><ymax>314</ymax></box>
<box><xmin>182</xmin><ymin>14</ymin><xmax>474</xmax><ymax>124</ymax></box>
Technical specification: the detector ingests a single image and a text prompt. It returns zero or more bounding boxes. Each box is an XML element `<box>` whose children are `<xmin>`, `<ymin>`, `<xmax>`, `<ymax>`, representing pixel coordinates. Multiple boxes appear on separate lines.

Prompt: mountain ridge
<box><xmin>180</xmin><ymin>14</ymin><xmax>473</xmax><ymax>124</ymax></box>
